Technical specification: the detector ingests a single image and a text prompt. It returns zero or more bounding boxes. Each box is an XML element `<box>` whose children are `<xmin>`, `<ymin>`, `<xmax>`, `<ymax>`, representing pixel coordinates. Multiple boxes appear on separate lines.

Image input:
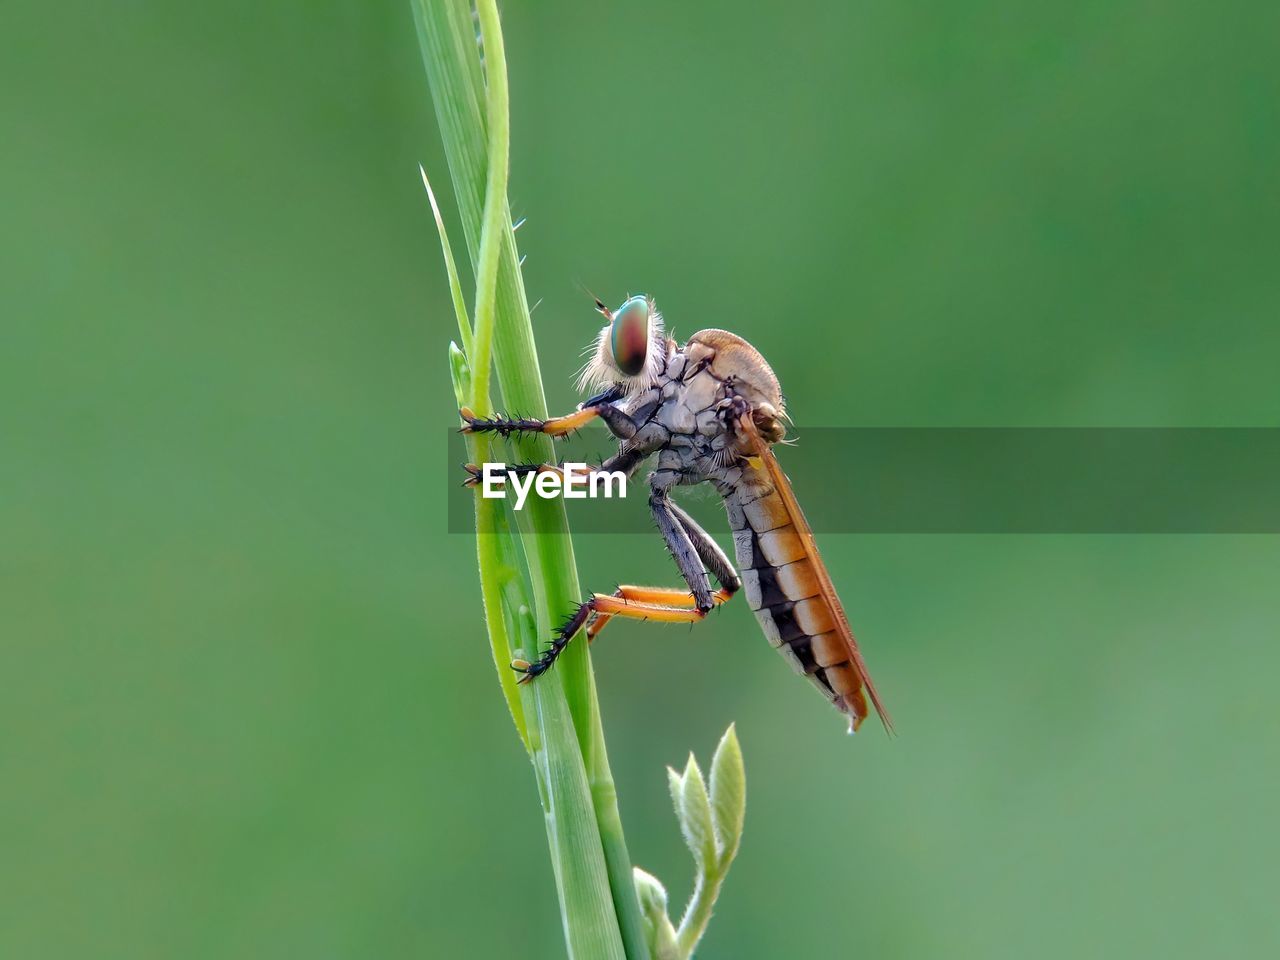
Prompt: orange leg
<box><xmin>513</xmin><ymin>584</ymin><xmax>735</xmax><ymax>682</ymax></box>
<box><xmin>460</xmin><ymin>405</ymin><xmax>600</xmax><ymax>438</ymax></box>
<box><xmin>586</xmin><ymin>585</ymin><xmax>734</xmax><ymax>641</ymax></box>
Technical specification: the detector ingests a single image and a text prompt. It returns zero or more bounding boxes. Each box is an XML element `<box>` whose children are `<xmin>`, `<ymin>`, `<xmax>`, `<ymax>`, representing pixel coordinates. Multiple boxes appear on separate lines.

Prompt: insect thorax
<box><xmin>621</xmin><ymin>337</ymin><xmax>782</xmax><ymax>496</ymax></box>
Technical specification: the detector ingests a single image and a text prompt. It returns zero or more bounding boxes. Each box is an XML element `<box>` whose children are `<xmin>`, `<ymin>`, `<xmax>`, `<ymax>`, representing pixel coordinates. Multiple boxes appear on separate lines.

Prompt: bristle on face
<box><xmin>576</xmin><ymin>295</ymin><xmax>666</xmax><ymax>396</ymax></box>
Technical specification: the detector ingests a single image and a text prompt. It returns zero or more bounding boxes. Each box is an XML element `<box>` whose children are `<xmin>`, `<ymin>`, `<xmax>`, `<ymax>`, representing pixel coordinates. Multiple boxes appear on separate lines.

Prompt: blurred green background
<box><xmin>3</xmin><ymin>1</ymin><xmax>1278</xmax><ymax>957</ymax></box>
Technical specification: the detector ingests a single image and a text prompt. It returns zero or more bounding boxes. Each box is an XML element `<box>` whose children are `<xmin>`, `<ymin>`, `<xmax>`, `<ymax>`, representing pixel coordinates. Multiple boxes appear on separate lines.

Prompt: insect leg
<box><xmin>511</xmin><ymin>489</ymin><xmax>736</xmax><ymax>681</ymax></box>
<box><xmin>585</xmin><ymin>493</ymin><xmax>744</xmax><ymax>630</ymax></box>
<box><xmin>577</xmin><ymin>500</ymin><xmax>745</xmax><ymax>646</ymax></box>
<box><xmin>584</xmin><ymin>583</ymin><xmax>735</xmax><ymax>645</ymax></box>
<box><xmin>514</xmin><ymin>586</ymin><xmax>735</xmax><ymax>682</ymax></box>
<box><xmin>462</xmin><ymin>461</ymin><xmax>582</xmax><ymax>488</ymax></box>
<box><xmin>460</xmin><ymin>403</ymin><xmax>637</xmax><ymax>439</ymax></box>
<box><xmin>649</xmin><ymin>490</ymin><xmax>716</xmax><ymax>611</ymax></box>
<box><xmin>667</xmin><ymin>501</ymin><xmax>742</xmax><ymax>596</ymax></box>
<box><xmin>461</xmin><ymin>445</ymin><xmax>648</xmax><ymax>488</ymax></box>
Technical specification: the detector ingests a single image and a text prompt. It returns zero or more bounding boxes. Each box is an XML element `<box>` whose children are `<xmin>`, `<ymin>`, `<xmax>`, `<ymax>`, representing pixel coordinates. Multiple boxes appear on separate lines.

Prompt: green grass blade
<box><xmin>448</xmin><ymin>342</ymin><xmax>529</xmax><ymax>748</ymax></box>
<box><xmin>466</xmin><ymin>0</ymin><xmax>508</xmax><ymax>417</ymax></box>
<box><xmin>415</xmin><ymin>1</ymin><xmax>647</xmax><ymax>956</ymax></box>
<box><xmin>428</xmin><ymin>175</ymin><xmax>475</xmax><ymax>357</ymax></box>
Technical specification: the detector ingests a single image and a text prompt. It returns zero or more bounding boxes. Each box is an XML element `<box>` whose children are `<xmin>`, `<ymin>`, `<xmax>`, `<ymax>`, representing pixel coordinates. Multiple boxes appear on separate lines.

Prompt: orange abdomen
<box><xmin>723</xmin><ymin>462</ymin><xmax>889</xmax><ymax>733</ymax></box>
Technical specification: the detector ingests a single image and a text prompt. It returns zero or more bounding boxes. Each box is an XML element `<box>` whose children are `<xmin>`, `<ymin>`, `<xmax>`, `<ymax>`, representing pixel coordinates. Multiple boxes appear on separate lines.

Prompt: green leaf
<box><xmin>632</xmin><ymin>867</ymin><xmax>669</xmax><ymax>919</ymax></box>
<box><xmin>666</xmin><ymin>727</ymin><xmax>748</xmax><ymax>959</ymax></box>
<box><xmin>633</xmin><ymin>868</ymin><xmax>680</xmax><ymax>960</ymax></box>
<box><xmin>427</xmin><ymin>175</ymin><xmax>474</xmax><ymax>357</ymax></box>
<box><xmin>447</xmin><ymin>341</ymin><xmax>472</xmax><ymax>408</ymax></box>
<box><xmin>708</xmin><ymin>723</ymin><xmax>746</xmax><ymax>867</ymax></box>
<box><xmin>675</xmin><ymin>754</ymin><xmax>716</xmax><ymax>870</ymax></box>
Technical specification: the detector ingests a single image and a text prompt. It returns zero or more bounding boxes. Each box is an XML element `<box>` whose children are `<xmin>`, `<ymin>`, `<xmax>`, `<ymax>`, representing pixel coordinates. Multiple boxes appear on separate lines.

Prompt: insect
<box><xmin>461</xmin><ymin>295</ymin><xmax>891</xmax><ymax>733</ymax></box>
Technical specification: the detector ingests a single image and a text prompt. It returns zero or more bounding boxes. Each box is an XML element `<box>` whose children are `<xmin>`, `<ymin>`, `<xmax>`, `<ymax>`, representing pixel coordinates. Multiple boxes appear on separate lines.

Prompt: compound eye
<box><xmin>610</xmin><ymin>296</ymin><xmax>650</xmax><ymax>376</ymax></box>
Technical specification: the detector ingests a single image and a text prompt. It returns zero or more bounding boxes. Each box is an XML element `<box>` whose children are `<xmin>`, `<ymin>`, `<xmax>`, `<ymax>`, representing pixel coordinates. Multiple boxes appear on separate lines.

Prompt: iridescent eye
<box><xmin>610</xmin><ymin>296</ymin><xmax>650</xmax><ymax>376</ymax></box>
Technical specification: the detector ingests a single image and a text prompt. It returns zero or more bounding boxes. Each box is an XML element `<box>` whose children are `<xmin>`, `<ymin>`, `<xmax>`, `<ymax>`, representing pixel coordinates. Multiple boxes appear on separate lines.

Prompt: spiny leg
<box><xmin>667</xmin><ymin>499</ymin><xmax>743</xmax><ymax>595</ymax></box>
<box><xmin>460</xmin><ymin>405</ymin><xmax>597</xmax><ymax>438</ymax></box>
<box><xmin>462</xmin><ymin>461</ymin><xmax>585</xmax><ymax>488</ymax></box>
<box><xmin>513</xmin><ymin>585</ymin><xmax>736</xmax><ymax>682</ymax></box>
<box><xmin>584</xmin><ymin>584</ymin><xmax>735</xmax><ymax>645</ymax></box>
<box><xmin>462</xmin><ymin>445</ymin><xmax>648</xmax><ymax>488</ymax></box>
<box><xmin>460</xmin><ymin>401</ymin><xmax>637</xmax><ymax>439</ymax></box>
<box><xmin>649</xmin><ymin>490</ymin><xmax>717</xmax><ymax>611</ymax></box>
<box><xmin>515</xmin><ymin>499</ymin><xmax>742</xmax><ymax>681</ymax></box>
<box><xmin>587</xmin><ymin>507</ymin><xmax>741</xmax><ymax>643</ymax></box>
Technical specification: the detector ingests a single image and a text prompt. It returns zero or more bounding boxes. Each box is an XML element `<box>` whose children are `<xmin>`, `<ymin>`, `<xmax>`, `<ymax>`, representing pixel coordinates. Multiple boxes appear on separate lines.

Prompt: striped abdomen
<box><xmin>722</xmin><ymin>465</ymin><xmax>888</xmax><ymax>732</ymax></box>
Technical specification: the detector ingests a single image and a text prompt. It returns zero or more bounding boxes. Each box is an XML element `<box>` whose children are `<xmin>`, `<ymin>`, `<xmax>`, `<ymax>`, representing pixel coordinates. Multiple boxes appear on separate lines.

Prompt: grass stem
<box><xmin>415</xmin><ymin>2</ymin><xmax>649</xmax><ymax>955</ymax></box>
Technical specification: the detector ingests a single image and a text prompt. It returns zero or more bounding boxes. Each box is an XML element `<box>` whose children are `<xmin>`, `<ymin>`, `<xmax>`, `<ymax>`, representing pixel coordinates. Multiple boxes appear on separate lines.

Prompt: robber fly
<box><xmin>461</xmin><ymin>296</ymin><xmax>891</xmax><ymax>733</ymax></box>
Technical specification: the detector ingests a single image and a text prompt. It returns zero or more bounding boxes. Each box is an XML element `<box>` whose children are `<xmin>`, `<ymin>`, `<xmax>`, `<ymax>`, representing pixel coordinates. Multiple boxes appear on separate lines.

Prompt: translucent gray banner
<box><xmin>445</xmin><ymin>428</ymin><xmax>1280</xmax><ymax>533</ymax></box>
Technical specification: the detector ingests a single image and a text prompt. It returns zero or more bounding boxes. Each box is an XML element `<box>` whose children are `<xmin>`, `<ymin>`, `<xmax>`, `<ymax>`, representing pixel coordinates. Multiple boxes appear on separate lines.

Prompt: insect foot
<box><xmin>458</xmin><ymin>406</ymin><xmax>482</xmax><ymax>433</ymax></box>
<box><xmin>511</xmin><ymin>604</ymin><xmax>590</xmax><ymax>683</ymax></box>
<box><xmin>510</xmin><ymin>645</ymin><xmax>558</xmax><ymax>684</ymax></box>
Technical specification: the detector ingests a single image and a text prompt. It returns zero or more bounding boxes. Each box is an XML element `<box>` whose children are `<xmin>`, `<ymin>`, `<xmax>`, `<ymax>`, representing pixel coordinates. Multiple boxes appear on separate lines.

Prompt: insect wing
<box><xmin>741</xmin><ymin>416</ymin><xmax>893</xmax><ymax>733</ymax></box>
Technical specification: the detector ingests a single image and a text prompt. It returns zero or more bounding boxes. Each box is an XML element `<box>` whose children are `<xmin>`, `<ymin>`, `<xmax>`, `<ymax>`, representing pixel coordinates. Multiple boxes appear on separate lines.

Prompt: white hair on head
<box><xmin>575</xmin><ymin>298</ymin><xmax>667</xmax><ymax>397</ymax></box>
